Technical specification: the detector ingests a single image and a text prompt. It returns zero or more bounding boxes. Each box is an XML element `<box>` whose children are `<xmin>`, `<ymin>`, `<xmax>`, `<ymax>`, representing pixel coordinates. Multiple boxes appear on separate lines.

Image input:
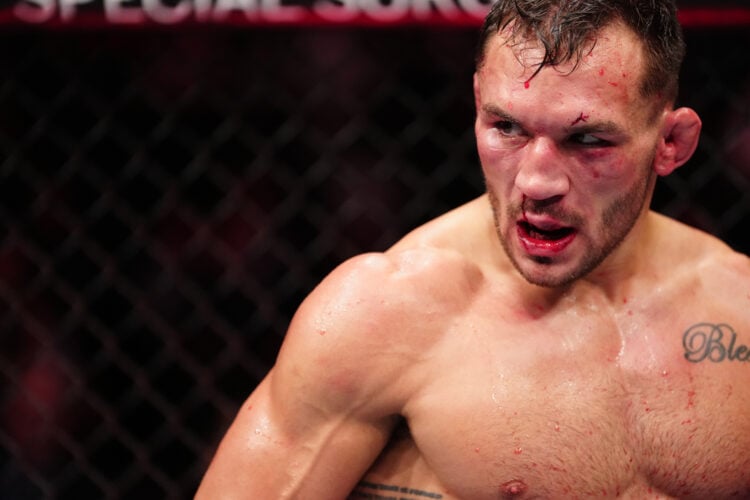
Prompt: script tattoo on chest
<box><xmin>350</xmin><ymin>481</ymin><xmax>443</xmax><ymax>500</ymax></box>
<box><xmin>683</xmin><ymin>323</ymin><xmax>750</xmax><ymax>363</ymax></box>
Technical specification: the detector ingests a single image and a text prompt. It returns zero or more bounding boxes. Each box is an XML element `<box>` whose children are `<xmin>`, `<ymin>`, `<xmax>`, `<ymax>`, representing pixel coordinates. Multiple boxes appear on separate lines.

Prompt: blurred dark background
<box><xmin>0</xmin><ymin>4</ymin><xmax>748</xmax><ymax>498</ymax></box>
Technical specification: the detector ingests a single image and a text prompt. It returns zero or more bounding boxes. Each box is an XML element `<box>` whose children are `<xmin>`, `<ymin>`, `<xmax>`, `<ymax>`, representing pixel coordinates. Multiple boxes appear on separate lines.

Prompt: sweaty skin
<box><xmin>345</xmin><ymin>199</ymin><xmax>750</xmax><ymax>500</ymax></box>
<box><xmin>197</xmin><ymin>23</ymin><xmax>750</xmax><ymax>500</ymax></box>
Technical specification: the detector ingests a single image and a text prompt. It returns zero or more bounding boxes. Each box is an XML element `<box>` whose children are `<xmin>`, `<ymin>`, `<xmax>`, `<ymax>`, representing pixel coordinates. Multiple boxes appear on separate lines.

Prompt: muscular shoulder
<box><xmin>694</xmin><ymin>243</ymin><xmax>750</xmax><ymax>318</ymax></box>
<box><xmin>698</xmin><ymin>243</ymin><xmax>750</xmax><ymax>284</ymax></box>
<box><xmin>658</xmin><ymin>215</ymin><xmax>750</xmax><ymax>323</ymax></box>
<box><xmin>675</xmin><ymin>219</ymin><xmax>749</xmax><ymax>293</ymax></box>
<box><xmin>302</xmin><ymin>246</ymin><xmax>482</xmax><ymax>329</ymax></box>
<box><xmin>299</xmin><ymin>196</ymin><xmax>491</xmax><ymax>336</ymax></box>
<box><xmin>272</xmin><ymin>246</ymin><xmax>484</xmax><ymax>416</ymax></box>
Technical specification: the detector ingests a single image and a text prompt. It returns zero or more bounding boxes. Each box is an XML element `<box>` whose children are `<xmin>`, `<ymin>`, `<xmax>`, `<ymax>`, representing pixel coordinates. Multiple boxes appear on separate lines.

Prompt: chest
<box><xmin>403</xmin><ymin>318</ymin><xmax>750</xmax><ymax>498</ymax></box>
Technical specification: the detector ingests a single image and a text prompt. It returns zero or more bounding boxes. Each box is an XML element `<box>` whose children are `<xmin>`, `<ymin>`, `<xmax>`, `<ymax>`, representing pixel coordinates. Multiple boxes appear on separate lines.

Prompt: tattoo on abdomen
<box><xmin>348</xmin><ymin>480</ymin><xmax>443</xmax><ymax>500</ymax></box>
<box><xmin>683</xmin><ymin>323</ymin><xmax>749</xmax><ymax>363</ymax></box>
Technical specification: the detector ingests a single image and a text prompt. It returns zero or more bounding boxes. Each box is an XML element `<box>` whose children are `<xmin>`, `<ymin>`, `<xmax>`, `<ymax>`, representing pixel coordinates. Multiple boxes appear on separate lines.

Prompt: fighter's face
<box><xmin>474</xmin><ymin>22</ymin><xmax>666</xmax><ymax>288</ymax></box>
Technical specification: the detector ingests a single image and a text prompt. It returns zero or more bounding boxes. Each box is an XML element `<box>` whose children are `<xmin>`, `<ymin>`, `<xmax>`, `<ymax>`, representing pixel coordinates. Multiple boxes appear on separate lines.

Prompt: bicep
<box><xmin>197</xmin><ymin>255</ymin><xmax>415</xmax><ymax>498</ymax></box>
<box><xmin>196</xmin><ymin>368</ymin><xmax>396</xmax><ymax>500</ymax></box>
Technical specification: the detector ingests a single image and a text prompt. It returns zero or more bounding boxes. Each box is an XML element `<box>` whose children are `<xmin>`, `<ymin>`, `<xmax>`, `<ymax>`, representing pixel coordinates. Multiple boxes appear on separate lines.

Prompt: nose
<box><xmin>514</xmin><ymin>137</ymin><xmax>570</xmax><ymax>201</ymax></box>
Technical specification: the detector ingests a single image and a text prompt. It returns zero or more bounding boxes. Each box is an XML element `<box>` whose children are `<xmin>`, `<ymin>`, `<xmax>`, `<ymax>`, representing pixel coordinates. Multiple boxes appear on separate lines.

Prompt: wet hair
<box><xmin>475</xmin><ymin>0</ymin><xmax>685</xmax><ymax>103</ymax></box>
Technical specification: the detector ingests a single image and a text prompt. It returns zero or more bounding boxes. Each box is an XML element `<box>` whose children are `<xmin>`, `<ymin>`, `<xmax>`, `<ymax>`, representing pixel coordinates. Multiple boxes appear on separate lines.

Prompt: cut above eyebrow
<box><xmin>564</xmin><ymin>120</ymin><xmax>624</xmax><ymax>136</ymax></box>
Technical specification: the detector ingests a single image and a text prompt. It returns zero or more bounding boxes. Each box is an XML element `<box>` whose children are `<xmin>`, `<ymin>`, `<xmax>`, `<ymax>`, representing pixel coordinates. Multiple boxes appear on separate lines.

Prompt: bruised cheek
<box><xmin>581</xmin><ymin>152</ymin><xmax>629</xmax><ymax>182</ymax></box>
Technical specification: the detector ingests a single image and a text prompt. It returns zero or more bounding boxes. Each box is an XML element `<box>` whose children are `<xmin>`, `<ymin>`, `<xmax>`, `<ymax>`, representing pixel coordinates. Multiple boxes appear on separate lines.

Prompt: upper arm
<box><xmin>195</xmin><ymin>372</ymin><xmax>397</xmax><ymax>499</ymax></box>
<box><xmin>196</xmin><ymin>254</ymin><xmax>418</xmax><ymax>499</ymax></box>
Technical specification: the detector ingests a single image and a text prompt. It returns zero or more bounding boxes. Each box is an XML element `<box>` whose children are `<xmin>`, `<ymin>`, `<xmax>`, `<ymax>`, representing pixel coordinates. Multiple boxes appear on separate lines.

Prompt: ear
<box><xmin>653</xmin><ymin>107</ymin><xmax>702</xmax><ymax>176</ymax></box>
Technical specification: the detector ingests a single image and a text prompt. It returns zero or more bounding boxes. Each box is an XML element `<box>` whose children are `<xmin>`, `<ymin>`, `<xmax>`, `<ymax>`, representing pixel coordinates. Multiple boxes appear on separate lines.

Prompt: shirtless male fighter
<box><xmin>197</xmin><ymin>0</ymin><xmax>750</xmax><ymax>498</ymax></box>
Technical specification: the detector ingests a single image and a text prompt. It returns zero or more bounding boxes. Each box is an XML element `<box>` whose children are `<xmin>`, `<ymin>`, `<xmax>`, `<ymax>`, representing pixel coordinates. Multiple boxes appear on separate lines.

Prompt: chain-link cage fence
<box><xmin>0</xmin><ymin>22</ymin><xmax>748</xmax><ymax>500</ymax></box>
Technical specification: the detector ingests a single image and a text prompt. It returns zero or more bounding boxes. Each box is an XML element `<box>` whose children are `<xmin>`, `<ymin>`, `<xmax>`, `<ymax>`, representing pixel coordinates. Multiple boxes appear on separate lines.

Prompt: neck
<box><xmin>580</xmin><ymin>208</ymin><xmax>658</xmax><ymax>302</ymax></box>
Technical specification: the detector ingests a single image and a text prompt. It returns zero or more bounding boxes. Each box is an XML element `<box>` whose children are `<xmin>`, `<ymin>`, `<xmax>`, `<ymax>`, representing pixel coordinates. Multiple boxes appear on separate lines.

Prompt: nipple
<box><xmin>501</xmin><ymin>479</ymin><xmax>528</xmax><ymax>497</ymax></box>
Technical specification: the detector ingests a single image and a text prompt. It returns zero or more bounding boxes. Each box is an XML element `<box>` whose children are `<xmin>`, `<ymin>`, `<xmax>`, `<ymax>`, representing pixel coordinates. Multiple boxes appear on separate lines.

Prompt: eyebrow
<box><xmin>480</xmin><ymin>103</ymin><xmax>625</xmax><ymax>136</ymax></box>
<box><xmin>481</xmin><ymin>104</ymin><xmax>516</xmax><ymax>123</ymax></box>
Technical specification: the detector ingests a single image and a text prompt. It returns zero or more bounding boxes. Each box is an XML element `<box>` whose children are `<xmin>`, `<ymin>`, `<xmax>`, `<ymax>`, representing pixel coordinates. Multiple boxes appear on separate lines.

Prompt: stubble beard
<box><xmin>488</xmin><ymin>170</ymin><xmax>655</xmax><ymax>288</ymax></box>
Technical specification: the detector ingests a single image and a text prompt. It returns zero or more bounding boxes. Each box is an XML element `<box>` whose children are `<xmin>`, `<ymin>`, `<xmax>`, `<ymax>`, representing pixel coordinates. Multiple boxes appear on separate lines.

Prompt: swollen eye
<box><xmin>572</xmin><ymin>133</ymin><xmax>607</xmax><ymax>146</ymax></box>
<box><xmin>495</xmin><ymin>121</ymin><xmax>523</xmax><ymax>136</ymax></box>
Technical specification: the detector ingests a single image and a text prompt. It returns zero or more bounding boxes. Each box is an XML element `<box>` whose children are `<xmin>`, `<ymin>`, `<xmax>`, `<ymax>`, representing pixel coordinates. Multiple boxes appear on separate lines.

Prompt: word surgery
<box><xmin>12</xmin><ymin>0</ymin><xmax>491</xmax><ymax>24</ymax></box>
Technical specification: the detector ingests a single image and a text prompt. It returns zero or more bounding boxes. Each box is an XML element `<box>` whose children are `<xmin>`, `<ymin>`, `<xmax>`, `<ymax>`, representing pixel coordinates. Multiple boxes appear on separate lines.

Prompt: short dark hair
<box><xmin>475</xmin><ymin>0</ymin><xmax>685</xmax><ymax>103</ymax></box>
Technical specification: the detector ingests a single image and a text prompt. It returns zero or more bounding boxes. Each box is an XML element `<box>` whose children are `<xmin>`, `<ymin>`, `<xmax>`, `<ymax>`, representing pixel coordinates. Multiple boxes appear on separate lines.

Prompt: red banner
<box><xmin>0</xmin><ymin>0</ymin><xmax>748</xmax><ymax>28</ymax></box>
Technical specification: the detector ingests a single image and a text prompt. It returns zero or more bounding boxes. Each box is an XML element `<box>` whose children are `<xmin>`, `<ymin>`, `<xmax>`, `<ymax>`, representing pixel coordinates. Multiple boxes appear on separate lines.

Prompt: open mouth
<box><xmin>517</xmin><ymin>220</ymin><xmax>577</xmax><ymax>255</ymax></box>
<box><xmin>518</xmin><ymin>221</ymin><xmax>575</xmax><ymax>241</ymax></box>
